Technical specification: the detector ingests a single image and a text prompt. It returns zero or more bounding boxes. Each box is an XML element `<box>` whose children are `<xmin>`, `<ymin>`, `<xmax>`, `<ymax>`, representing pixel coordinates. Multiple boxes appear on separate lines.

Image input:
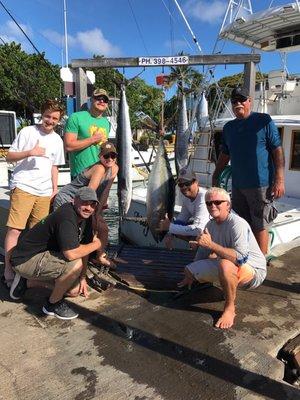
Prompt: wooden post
<box><xmin>244</xmin><ymin>61</ymin><xmax>256</xmax><ymax>100</ymax></box>
<box><xmin>75</xmin><ymin>68</ymin><xmax>87</xmax><ymax>111</ymax></box>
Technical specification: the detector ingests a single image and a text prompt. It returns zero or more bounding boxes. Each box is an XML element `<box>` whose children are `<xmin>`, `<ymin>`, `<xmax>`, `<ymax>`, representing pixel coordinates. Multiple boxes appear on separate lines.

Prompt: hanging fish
<box><xmin>175</xmin><ymin>92</ymin><xmax>189</xmax><ymax>175</ymax></box>
<box><xmin>146</xmin><ymin>138</ymin><xmax>176</xmax><ymax>243</ymax></box>
<box><xmin>116</xmin><ymin>84</ymin><xmax>132</xmax><ymax>216</ymax></box>
<box><xmin>196</xmin><ymin>91</ymin><xmax>209</xmax><ymax>131</ymax></box>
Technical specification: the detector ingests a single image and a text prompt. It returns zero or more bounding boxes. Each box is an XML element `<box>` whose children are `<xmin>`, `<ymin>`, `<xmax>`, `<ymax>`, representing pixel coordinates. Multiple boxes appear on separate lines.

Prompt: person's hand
<box><xmin>158</xmin><ymin>213</ymin><xmax>171</xmax><ymax>231</ymax></box>
<box><xmin>79</xmin><ymin>277</ymin><xmax>89</xmax><ymax>298</ymax></box>
<box><xmin>91</xmin><ymin>130</ymin><xmax>107</xmax><ymax>145</ymax></box>
<box><xmin>197</xmin><ymin>228</ymin><xmax>212</xmax><ymax>249</ymax></box>
<box><xmin>92</xmin><ymin>234</ymin><xmax>101</xmax><ymax>249</ymax></box>
<box><xmin>29</xmin><ymin>140</ymin><xmax>46</xmax><ymax>157</ymax></box>
<box><xmin>164</xmin><ymin>233</ymin><xmax>173</xmax><ymax>250</ymax></box>
<box><xmin>272</xmin><ymin>180</ymin><xmax>285</xmax><ymax>199</ymax></box>
<box><xmin>50</xmin><ymin>188</ymin><xmax>58</xmax><ymax>201</ymax></box>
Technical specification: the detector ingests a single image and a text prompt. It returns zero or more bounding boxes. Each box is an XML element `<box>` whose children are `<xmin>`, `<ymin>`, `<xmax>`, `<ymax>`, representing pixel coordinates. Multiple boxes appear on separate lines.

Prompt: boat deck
<box><xmin>0</xmin><ymin>244</ymin><xmax>299</xmax><ymax>399</ymax></box>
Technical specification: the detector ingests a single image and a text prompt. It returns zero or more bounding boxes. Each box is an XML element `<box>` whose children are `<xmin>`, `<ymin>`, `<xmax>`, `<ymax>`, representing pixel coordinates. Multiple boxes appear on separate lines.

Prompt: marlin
<box><xmin>146</xmin><ymin>138</ymin><xmax>176</xmax><ymax>243</ymax></box>
<box><xmin>175</xmin><ymin>91</ymin><xmax>189</xmax><ymax>175</ymax></box>
<box><xmin>116</xmin><ymin>84</ymin><xmax>132</xmax><ymax>216</ymax></box>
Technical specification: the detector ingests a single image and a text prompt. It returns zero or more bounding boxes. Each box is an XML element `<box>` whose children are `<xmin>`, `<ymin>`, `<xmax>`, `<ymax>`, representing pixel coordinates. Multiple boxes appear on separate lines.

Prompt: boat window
<box><xmin>290</xmin><ymin>131</ymin><xmax>300</xmax><ymax>170</ymax></box>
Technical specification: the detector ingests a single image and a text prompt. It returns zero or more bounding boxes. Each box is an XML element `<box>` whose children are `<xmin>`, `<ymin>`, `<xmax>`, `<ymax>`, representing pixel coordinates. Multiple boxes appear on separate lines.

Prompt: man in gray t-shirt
<box><xmin>178</xmin><ymin>187</ymin><xmax>266</xmax><ymax>330</ymax></box>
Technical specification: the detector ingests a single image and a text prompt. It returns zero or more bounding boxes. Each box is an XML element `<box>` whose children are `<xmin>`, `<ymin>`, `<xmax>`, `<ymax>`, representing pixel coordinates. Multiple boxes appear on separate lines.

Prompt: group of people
<box><xmin>2</xmin><ymin>85</ymin><xmax>285</xmax><ymax>328</ymax></box>
<box><xmin>158</xmin><ymin>87</ymin><xmax>284</xmax><ymax>329</ymax></box>
<box><xmin>3</xmin><ymin>89</ymin><xmax>118</xmax><ymax>320</ymax></box>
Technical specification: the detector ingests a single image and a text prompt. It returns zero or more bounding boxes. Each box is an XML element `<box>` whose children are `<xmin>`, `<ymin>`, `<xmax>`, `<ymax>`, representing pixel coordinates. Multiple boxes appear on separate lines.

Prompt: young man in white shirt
<box><xmin>158</xmin><ymin>169</ymin><xmax>210</xmax><ymax>249</ymax></box>
<box><xmin>4</xmin><ymin>100</ymin><xmax>65</xmax><ymax>287</ymax></box>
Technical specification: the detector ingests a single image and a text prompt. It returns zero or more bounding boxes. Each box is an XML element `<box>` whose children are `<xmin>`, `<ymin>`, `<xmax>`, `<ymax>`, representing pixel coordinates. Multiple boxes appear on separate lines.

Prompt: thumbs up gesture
<box><xmin>197</xmin><ymin>228</ymin><xmax>212</xmax><ymax>249</ymax></box>
<box><xmin>29</xmin><ymin>140</ymin><xmax>46</xmax><ymax>157</ymax></box>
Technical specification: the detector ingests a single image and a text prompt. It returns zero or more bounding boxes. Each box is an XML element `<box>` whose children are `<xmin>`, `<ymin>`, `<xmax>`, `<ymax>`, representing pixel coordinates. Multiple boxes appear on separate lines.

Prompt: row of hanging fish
<box><xmin>115</xmin><ymin>85</ymin><xmax>208</xmax><ymax>242</ymax></box>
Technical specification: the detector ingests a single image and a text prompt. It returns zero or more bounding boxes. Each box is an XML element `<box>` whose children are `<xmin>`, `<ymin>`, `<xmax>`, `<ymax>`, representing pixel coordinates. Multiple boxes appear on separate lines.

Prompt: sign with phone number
<box><xmin>138</xmin><ymin>56</ymin><xmax>189</xmax><ymax>66</ymax></box>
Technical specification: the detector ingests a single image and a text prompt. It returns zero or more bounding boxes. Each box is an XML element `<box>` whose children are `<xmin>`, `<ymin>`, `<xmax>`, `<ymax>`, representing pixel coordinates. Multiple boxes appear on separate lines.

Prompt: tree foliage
<box><xmin>0</xmin><ymin>42</ymin><xmax>61</xmax><ymax>121</ymax></box>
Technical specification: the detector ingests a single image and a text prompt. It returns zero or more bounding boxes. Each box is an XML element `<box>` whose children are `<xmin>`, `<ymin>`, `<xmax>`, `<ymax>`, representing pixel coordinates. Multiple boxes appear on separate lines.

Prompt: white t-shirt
<box><xmin>168</xmin><ymin>187</ymin><xmax>210</xmax><ymax>236</ymax></box>
<box><xmin>9</xmin><ymin>125</ymin><xmax>65</xmax><ymax>196</ymax></box>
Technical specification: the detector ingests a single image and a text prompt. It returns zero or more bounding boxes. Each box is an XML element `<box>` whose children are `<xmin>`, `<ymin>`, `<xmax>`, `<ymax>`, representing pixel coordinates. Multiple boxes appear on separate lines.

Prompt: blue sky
<box><xmin>0</xmin><ymin>0</ymin><xmax>299</xmax><ymax>88</ymax></box>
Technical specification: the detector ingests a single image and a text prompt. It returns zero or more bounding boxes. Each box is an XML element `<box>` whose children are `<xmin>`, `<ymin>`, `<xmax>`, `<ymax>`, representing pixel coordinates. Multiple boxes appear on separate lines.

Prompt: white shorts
<box><xmin>186</xmin><ymin>258</ymin><xmax>265</xmax><ymax>289</ymax></box>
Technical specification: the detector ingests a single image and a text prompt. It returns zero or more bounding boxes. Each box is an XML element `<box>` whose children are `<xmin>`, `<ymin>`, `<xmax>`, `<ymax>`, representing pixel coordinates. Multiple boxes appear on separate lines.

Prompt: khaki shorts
<box><xmin>12</xmin><ymin>251</ymin><xmax>78</xmax><ymax>281</ymax></box>
<box><xmin>7</xmin><ymin>187</ymin><xmax>51</xmax><ymax>229</ymax></box>
<box><xmin>186</xmin><ymin>258</ymin><xmax>265</xmax><ymax>289</ymax></box>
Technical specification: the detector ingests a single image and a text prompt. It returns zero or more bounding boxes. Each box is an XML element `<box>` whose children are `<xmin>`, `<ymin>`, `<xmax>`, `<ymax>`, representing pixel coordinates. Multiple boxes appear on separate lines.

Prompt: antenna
<box><xmin>63</xmin><ymin>0</ymin><xmax>69</xmax><ymax>67</ymax></box>
<box><xmin>219</xmin><ymin>0</ymin><xmax>253</xmax><ymax>35</ymax></box>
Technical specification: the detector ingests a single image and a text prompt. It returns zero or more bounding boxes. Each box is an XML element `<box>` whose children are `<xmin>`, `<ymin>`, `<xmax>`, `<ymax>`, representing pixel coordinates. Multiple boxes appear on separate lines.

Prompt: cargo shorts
<box><xmin>7</xmin><ymin>187</ymin><xmax>51</xmax><ymax>230</ymax></box>
<box><xmin>231</xmin><ymin>186</ymin><xmax>278</xmax><ymax>232</ymax></box>
<box><xmin>12</xmin><ymin>251</ymin><xmax>78</xmax><ymax>281</ymax></box>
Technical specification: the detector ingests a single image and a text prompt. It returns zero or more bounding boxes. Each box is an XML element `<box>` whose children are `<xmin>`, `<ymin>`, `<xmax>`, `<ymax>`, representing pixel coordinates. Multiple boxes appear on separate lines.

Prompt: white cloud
<box><xmin>0</xmin><ymin>20</ymin><xmax>33</xmax><ymax>52</ymax></box>
<box><xmin>42</xmin><ymin>28</ymin><xmax>121</xmax><ymax>57</ymax></box>
<box><xmin>42</xmin><ymin>29</ymin><xmax>77</xmax><ymax>48</ymax></box>
<box><xmin>184</xmin><ymin>0</ymin><xmax>226</xmax><ymax>24</ymax></box>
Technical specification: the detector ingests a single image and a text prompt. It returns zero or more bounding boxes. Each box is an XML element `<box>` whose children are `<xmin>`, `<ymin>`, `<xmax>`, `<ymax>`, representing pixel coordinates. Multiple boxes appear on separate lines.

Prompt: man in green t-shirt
<box><xmin>64</xmin><ymin>88</ymin><xmax>111</xmax><ymax>178</ymax></box>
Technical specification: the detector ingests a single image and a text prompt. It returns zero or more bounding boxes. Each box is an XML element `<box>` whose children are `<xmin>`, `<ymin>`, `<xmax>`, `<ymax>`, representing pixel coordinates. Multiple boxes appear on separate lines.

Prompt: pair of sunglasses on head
<box><xmin>231</xmin><ymin>96</ymin><xmax>249</xmax><ymax>105</ymax></box>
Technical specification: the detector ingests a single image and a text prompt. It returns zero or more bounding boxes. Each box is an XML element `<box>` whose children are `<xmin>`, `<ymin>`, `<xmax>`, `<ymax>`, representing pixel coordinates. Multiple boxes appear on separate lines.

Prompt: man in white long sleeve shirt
<box><xmin>158</xmin><ymin>169</ymin><xmax>210</xmax><ymax>249</ymax></box>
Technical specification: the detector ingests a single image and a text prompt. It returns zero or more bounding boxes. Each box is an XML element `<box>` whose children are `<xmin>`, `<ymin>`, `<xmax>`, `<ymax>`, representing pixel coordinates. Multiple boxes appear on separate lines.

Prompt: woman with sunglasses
<box><xmin>53</xmin><ymin>142</ymin><xmax>118</xmax><ymax>268</ymax></box>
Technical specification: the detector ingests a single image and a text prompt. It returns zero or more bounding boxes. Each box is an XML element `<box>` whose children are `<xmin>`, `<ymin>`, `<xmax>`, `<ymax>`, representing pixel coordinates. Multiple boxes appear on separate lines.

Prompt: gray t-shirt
<box><xmin>195</xmin><ymin>212</ymin><xmax>266</xmax><ymax>273</ymax></box>
<box><xmin>53</xmin><ymin>165</ymin><xmax>112</xmax><ymax>210</ymax></box>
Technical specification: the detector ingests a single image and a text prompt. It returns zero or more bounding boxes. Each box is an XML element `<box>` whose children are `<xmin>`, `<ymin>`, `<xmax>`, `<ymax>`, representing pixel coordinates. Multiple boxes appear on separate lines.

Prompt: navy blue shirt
<box><xmin>221</xmin><ymin>112</ymin><xmax>281</xmax><ymax>189</ymax></box>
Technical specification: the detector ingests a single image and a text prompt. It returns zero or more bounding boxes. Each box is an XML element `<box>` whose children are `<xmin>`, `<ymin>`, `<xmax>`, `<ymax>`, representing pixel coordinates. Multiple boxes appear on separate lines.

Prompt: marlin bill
<box><xmin>146</xmin><ymin>138</ymin><xmax>175</xmax><ymax>243</ymax></box>
<box><xmin>116</xmin><ymin>84</ymin><xmax>132</xmax><ymax>216</ymax></box>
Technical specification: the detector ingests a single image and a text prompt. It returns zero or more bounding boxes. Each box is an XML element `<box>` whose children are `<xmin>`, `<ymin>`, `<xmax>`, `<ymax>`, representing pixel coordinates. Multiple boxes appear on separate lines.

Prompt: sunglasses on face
<box><xmin>93</xmin><ymin>95</ymin><xmax>109</xmax><ymax>103</ymax></box>
<box><xmin>206</xmin><ymin>200</ymin><xmax>227</xmax><ymax>207</ymax></box>
<box><xmin>178</xmin><ymin>180</ymin><xmax>194</xmax><ymax>188</ymax></box>
<box><xmin>103</xmin><ymin>152</ymin><xmax>117</xmax><ymax>160</ymax></box>
<box><xmin>231</xmin><ymin>97</ymin><xmax>249</xmax><ymax>105</ymax></box>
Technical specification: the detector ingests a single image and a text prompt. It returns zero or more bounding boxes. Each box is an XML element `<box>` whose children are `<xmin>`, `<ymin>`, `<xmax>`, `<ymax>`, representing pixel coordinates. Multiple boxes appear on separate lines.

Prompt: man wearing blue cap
<box><xmin>9</xmin><ymin>187</ymin><xmax>101</xmax><ymax>320</ymax></box>
<box><xmin>212</xmin><ymin>87</ymin><xmax>285</xmax><ymax>255</ymax></box>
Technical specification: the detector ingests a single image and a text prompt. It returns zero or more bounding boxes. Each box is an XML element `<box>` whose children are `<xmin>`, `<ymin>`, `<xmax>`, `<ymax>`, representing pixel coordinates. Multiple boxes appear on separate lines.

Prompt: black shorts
<box><xmin>232</xmin><ymin>186</ymin><xmax>278</xmax><ymax>231</ymax></box>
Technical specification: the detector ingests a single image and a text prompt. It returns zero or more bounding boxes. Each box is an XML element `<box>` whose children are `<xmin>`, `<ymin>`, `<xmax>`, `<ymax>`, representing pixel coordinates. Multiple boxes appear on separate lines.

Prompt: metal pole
<box><xmin>63</xmin><ymin>0</ymin><xmax>69</xmax><ymax>67</ymax></box>
<box><xmin>172</xmin><ymin>0</ymin><xmax>202</xmax><ymax>54</ymax></box>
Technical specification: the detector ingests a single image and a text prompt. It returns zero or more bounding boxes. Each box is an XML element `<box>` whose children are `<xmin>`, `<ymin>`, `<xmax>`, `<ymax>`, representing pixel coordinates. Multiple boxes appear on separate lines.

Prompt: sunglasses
<box><xmin>206</xmin><ymin>200</ymin><xmax>227</xmax><ymax>207</ymax></box>
<box><xmin>178</xmin><ymin>180</ymin><xmax>194</xmax><ymax>188</ymax></box>
<box><xmin>231</xmin><ymin>97</ymin><xmax>249</xmax><ymax>105</ymax></box>
<box><xmin>103</xmin><ymin>152</ymin><xmax>117</xmax><ymax>160</ymax></box>
<box><xmin>93</xmin><ymin>95</ymin><xmax>109</xmax><ymax>103</ymax></box>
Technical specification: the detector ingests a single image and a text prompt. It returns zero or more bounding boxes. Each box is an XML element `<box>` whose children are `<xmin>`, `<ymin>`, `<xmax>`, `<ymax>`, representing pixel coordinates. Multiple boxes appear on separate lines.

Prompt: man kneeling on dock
<box><xmin>178</xmin><ymin>187</ymin><xmax>267</xmax><ymax>329</ymax></box>
<box><xmin>9</xmin><ymin>187</ymin><xmax>101</xmax><ymax>320</ymax></box>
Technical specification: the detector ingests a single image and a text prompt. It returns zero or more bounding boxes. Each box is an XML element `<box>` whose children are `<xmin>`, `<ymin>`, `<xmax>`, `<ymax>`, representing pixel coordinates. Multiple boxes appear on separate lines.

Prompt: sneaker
<box><xmin>42</xmin><ymin>299</ymin><xmax>78</xmax><ymax>320</ymax></box>
<box><xmin>10</xmin><ymin>273</ymin><xmax>27</xmax><ymax>300</ymax></box>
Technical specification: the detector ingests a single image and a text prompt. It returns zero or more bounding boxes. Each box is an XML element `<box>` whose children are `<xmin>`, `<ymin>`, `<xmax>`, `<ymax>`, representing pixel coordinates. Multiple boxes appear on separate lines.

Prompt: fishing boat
<box><xmin>120</xmin><ymin>3</ymin><xmax>300</xmax><ymax>258</ymax></box>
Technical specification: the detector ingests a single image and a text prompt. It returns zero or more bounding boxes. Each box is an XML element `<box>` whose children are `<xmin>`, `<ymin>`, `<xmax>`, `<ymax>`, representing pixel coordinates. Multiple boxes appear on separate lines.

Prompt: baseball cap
<box><xmin>75</xmin><ymin>187</ymin><xmax>99</xmax><ymax>204</ymax></box>
<box><xmin>177</xmin><ymin>168</ymin><xmax>197</xmax><ymax>183</ymax></box>
<box><xmin>93</xmin><ymin>88</ymin><xmax>109</xmax><ymax>101</ymax></box>
<box><xmin>230</xmin><ymin>87</ymin><xmax>249</xmax><ymax>102</ymax></box>
<box><xmin>100</xmin><ymin>141</ymin><xmax>117</xmax><ymax>156</ymax></box>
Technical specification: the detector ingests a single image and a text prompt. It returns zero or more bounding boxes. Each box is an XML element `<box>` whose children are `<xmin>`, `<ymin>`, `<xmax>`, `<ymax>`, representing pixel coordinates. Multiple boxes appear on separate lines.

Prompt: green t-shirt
<box><xmin>65</xmin><ymin>110</ymin><xmax>110</xmax><ymax>177</ymax></box>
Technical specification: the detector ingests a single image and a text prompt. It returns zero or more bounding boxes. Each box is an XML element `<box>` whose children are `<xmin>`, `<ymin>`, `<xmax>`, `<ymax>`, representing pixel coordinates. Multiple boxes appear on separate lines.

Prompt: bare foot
<box><xmin>177</xmin><ymin>276</ymin><xmax>194</xmax><ymax>289</ymax></box>
<box><xmin>215</xmin><ymin>308</ymin><xmax>236</xmax><ymax>329</ymax></box>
